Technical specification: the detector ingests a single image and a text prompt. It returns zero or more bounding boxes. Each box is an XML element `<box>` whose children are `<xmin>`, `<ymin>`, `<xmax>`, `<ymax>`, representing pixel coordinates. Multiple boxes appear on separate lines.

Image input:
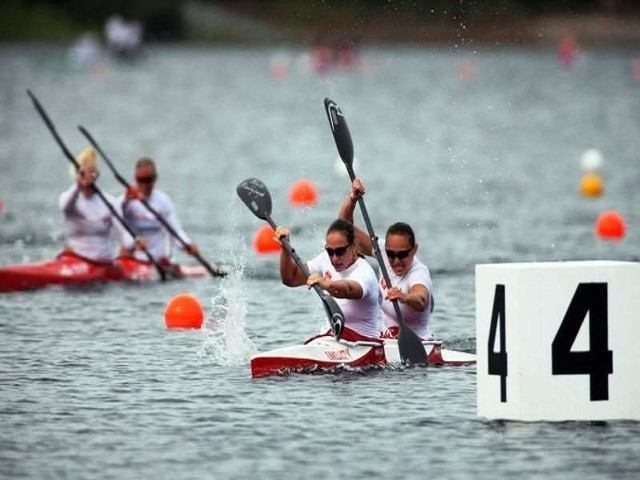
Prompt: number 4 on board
<box><xmin>552</xmin><ymin>283</ymin><xmax>613</xmax><ymax>401</ymax></box>
<box><xmin>487</xmin><ymin>283</ymin><xmax>613</xmax><ymax>403</ymax></box>
<box><xmin>487</xmin><ymin>284</ymin><xmax>507</xmax><ymax>402</ymax></box>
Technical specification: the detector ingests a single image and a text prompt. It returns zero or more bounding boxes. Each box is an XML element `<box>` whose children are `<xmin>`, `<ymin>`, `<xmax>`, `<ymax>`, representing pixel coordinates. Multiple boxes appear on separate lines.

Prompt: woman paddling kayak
<box><xmin>58</xmin><ymin>147</ymin><xmax>144</xmax><ymax>262</ymax></box>
<box><xmin>338</xmin><ymin>178</ymin><xmax>435</xmax><ymax>340</ymax></box>
<box><xmin>275</xmin><ymin>218</ymin><xmax>381</xmax><ymax>342</ymax></box>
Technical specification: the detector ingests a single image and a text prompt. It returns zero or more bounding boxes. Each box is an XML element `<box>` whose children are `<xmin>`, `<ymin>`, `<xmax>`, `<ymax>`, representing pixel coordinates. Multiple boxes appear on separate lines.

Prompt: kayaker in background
<box><xmin>118</xmin><ymin>157</ymin><xmax>199</xmax><ymax>264</ymax></box>
<box><xmin>338</xmin><ymin>178</ymin><xmax>435</xmax><ymax>340</ymax></box>
<box><xmin>58</xmin><ymin>147</ymin><xmax>141</xmax><ymax>262</ymax></box>
<box><xmin>275</xmin><ymin>219</ymin><xmax>381</xmax><ymax>342</ymax></box>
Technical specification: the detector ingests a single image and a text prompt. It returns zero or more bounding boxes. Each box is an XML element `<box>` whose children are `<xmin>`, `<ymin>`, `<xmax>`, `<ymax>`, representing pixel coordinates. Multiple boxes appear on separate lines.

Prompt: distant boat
<box><xmin>104</xmin><ymin>15</ymin><xmax>144</xmax><ymax>60</ymax></box>
<box><xmin>0</xmin><ymin>251</ymin><xmax>207</xmax><ymax>293</ymax></box>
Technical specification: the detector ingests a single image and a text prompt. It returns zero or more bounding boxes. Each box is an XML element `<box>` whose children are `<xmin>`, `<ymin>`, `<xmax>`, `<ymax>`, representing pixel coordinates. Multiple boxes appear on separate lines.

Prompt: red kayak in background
<box><xmin>0</xmin><ymin>251</ymin><xmax>207</xmax><ymax>293</ymax></box>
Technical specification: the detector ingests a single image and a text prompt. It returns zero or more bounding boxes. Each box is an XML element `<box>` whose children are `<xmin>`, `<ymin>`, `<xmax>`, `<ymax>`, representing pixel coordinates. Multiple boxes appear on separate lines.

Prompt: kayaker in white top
<box><xmin>338</xmin><ymin>178</ymin><xmax>435</xmax><ymax>340</ymax></box>
<box><xmin>118</xmin><ymin>157</ymin><xmax>199</xmax><ymax>264</ymax></box>
<box><xmin>275</xmin><ymin>218</ymin><xmax>381</xmax><ymax>341</ymax></box>
<box><xmin>58</xmin><ymin>147</ymin><xmax>139</xmax><ymax>262</ymax></box>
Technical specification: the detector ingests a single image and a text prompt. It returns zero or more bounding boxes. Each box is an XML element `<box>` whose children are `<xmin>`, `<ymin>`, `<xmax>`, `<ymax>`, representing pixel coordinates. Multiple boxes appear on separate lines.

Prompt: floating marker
<box><xmin>557</xmin><ymin>34</ymin><xmax>578</xmax><ymax>67</ymax></box>
<box><xmin>288</xmin><ymin>179</ymin><xmax>318</xmax><ymax>207</ymax></box>
<box><xmin>269</xmin><ymin>52</ymin><xmax>290</xmax><ymax>79</ymax></box>
<box><xmin>596</xmin><ymin>210</ymin><xmax>625</xmax><ymax>240</ymax></box>
<box><xmin>580</xmin><ymin>148</ymin><xmax>604</xmax><ymax>171</ymax></box>
<box><xmin>164</xmin><ymin>293</ymin><xmax>204</xmax><ymax>329</ymax></box>
<box><xmin>253</xmin><ymin>224</ymin><xmax>281</xmax><ymax>255</ymax></box>
<box><xmin>579</xmin><ymin>172</ymin><xmax>604</xmax><ymax>198</ymax></box>
<box><xmin>631</xmin><ymin>59</ymin><xmax>640</xmax><ymax>82</ymax></box>
<box><xmin>457</xmin><ymin>59</ymin><xmax>476</xmax><ymax>80</ymax></box>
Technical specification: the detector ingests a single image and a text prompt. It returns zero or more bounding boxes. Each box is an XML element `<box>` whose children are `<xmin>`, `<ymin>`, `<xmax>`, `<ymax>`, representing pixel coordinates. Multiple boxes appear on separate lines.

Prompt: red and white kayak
<box><xmin>0</xmin><ymin>251</ymin><xmax>208</xmax><ymax>293</ymax></box>
<box><xmin>250</xmin><ymin>335</ymin><xmax>477</xmax><ymax>378</ymax></box>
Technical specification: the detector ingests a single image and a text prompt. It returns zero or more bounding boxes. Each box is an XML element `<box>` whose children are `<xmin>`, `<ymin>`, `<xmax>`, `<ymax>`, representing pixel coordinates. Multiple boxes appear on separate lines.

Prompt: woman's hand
<box><xmin>273</xmin><ymin>225</ymin><xmax>290</xmax><ymax>245</ymax></box>
<box><xmin>306</xmin><ymin>272</ymin><xmax>326</xmax><ymax>290</ymax></box>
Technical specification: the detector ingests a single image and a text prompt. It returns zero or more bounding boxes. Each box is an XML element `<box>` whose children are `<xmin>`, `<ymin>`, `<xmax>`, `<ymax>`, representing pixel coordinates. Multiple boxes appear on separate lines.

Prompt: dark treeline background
<box><xmin>2</xmin><ymin>0</ymin><xmax>639</xmax><ymax>42</ymax></box>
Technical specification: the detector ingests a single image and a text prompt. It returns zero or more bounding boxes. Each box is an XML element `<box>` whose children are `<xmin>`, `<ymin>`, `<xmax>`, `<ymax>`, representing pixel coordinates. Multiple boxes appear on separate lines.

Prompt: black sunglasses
<box><xmin>385</xmin><ymin>248</ymin><xmax>412</xmax><ymax>260</ymax></box>
<box><xmin>325</xmin><ymin>245</ymin><xmax>350</xmax><ymax>257</ymax></box>
<box><xmin>136</xmin><ymin>176</ymin><xmax>156</xmax><ymax>184</ymax></box>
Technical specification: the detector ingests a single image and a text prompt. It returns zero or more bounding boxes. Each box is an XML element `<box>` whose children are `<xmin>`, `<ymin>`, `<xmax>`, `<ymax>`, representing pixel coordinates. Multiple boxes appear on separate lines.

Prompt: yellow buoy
<box><xmin>579</xmin><ymin>172</ymin><xmax>603</xmax><ymax>198</ymax></box>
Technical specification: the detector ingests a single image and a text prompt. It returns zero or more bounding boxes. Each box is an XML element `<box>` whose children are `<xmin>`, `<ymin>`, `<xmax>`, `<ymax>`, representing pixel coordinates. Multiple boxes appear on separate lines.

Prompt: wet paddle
<box><xmin>78</xmin><ymin>126</ymin><xmax>227</xmax><ymax>278</ymax></box>
<box><xmin>324</xmin><ymin>97</ymin><xmax>428</xmax><ymax>366</ymax></box>
<box><xmin>236</xmin><ymin>177</ymin><xmax>345</xmax><ymax>340</ymax></box>
<box><xmin>26</xmin><ymin>89</ymin><xmax>167</xmax><ymax>281</ymax></box>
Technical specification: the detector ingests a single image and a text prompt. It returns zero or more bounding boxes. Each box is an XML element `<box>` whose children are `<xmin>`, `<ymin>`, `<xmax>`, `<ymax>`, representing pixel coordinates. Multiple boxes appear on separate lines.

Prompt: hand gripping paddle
<box><xmin>237</xmin><ymin>177</ymin><xmax>345</xmax><ymax>340</ymax></box>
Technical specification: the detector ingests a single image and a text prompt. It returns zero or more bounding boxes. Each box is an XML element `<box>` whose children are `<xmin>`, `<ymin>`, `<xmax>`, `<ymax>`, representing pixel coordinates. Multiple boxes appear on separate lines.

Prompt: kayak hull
<box><xmin>250</xmin><ymin>336</ymin><xmax>476</xmax><ymax>378</ymax></box>
<box><xmin>0</xmin><ymin>252</ymin><xmax>207</xmax><ymax>292</ymax></box>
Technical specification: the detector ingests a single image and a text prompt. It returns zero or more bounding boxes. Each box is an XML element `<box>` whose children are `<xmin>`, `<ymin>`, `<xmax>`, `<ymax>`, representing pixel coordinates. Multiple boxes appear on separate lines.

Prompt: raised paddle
<box><xmin>324</xmin><ymin>97</ymin><xmax>428</xmax><ymax>366</ymax></box>
<box><xmin>26</xmin><ymin>89</ymin><xmax>167</xmax><ymax>281</ymax></box>
<box><xmin>236</xmin><ymin>177</ymin><xmax>345</xmax><ymax>340</ymax></box>
<box><xmin>78</xmin><ymin>126</ymin><xmax>227</xmax><ymax>278</ymax></box>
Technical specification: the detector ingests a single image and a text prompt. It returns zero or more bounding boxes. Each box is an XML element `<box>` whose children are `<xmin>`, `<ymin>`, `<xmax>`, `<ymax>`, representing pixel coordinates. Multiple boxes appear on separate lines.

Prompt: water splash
<box><xmin>198</xmin><ymin>265</ymin><xmax>257</xmax><ymax>365</ymax></box>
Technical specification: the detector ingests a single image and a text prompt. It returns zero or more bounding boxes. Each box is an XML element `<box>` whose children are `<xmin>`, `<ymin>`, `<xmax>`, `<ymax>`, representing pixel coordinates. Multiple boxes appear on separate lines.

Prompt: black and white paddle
<box><xmin>26</xmin><ymin>89</ymin><xmax>167</xmax><ymax>281</ymax></box>
<box><xmin>236</xmin><ymin>177</ymin><xmax>345</xmax><ymax>340</ymax></box>
<box><xmin>324</xmin><ymin>97</ymin><xmax>429</xmax><ymax>366</ymax></box>
<box><xmin>78</xmin><ymin>126</ymin><xmax>227</xmax><ymax>278</ymax></box>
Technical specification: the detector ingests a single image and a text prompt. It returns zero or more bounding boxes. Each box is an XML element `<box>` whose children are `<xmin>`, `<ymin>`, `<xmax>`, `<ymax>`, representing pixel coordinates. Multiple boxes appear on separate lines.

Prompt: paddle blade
<box><xmin>236</xmin><ymin>178</ymin><xmax>272</xmax><ymax>221</ymax></box>
<box><xmin>398</xmin><ymin>324</ymin><xmax>429</xmax><ymax>366</ymax></box>
<box><xmin>324</xmin><ymin>98</ymin><xmax>354</xmax><ymax>167</ymax></box>
<box><xmin>320</xmin><ymin>293</ymin><xmax>345</xmax><ymax>340</ymax></box>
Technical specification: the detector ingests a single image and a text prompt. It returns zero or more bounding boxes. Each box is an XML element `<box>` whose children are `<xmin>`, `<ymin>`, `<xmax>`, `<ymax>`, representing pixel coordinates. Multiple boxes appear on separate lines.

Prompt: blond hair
<box><xmin>76</xmin><ymin>147</ymin><xmax>98</xmax><ymax>170</ymax></box>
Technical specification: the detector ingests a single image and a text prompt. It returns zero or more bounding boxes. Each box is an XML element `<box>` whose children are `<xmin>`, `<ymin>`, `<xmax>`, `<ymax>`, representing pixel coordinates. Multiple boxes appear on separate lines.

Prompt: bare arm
<box><xmin>275</xmin><ymin>226</ymin><xmax>308</xmax><ymax>287</ymax></box>
<box><xmin>337</xmin><ymin>179</ymin><xmax>372</xmax><ymax>256</ymax></box>
<box><xmin>386</xmin><ymin>284</ymin><xmax>430</xmax><ymax>312</ymax></box>
<box><xmin>308</xmin><ymin>273</ymin><xmax>363</xmax><ymax>299</ymax></box>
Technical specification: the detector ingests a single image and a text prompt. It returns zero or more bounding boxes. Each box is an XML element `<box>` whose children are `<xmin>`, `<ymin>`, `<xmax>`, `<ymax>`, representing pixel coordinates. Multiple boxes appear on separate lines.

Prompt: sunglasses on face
<box><xmin>136</xmin><ymin>176</ymin><xmax>156</xmax><ymax>184</ymax></box>
<box><xmin>385</xmin><ymin>248</ymin><xmax>412</xmax><ymax>260</ymax></box>
<box><xmin>325</xmin><ymin>244</ymin><xmax>350</xmax><ymax>257</ymax></box>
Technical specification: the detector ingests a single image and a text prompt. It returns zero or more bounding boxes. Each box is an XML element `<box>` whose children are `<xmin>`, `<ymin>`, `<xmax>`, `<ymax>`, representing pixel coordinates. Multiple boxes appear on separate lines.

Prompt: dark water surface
<box><xmin>1</xmin><ymin>44</ymin><xmax>639</xmax><ymax>479</ymax></box>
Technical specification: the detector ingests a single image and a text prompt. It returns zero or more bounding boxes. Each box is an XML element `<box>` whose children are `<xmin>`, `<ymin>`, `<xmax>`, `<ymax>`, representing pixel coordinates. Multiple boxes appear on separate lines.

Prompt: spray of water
<box><xmin>198</xmin><ymin>263</ymin><xmax>258</xmax><ymax>365</ymax></box>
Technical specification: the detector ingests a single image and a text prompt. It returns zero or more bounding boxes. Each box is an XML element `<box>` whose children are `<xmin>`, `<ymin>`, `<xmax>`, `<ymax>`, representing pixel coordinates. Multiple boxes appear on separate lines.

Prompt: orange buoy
<box><xmin>164</xmin><ymin>293</ymin><xmax>204</xmax><ymax>329</ymax></box>
<box><xmin>579</xmin><ymin>172</ymin><xmax>604</xmax><ymax>198</ymax></box>
<box><xmin>288</xmin><ymin>179</ymin><xmax>318</xmax><ymax>207</ymax></box>
<box><xmin>631</xmin><ymin>58</ymin><xmax>640</xmax><ymax>82</ymax></box>
<box><xmin>253</xmin><ymin>224</ymin><xmax>281</xmax><ymax>255</ymax></box>
<box><xmin>457</xmin><ymin>59</ymin><xmax>476</xmax><ymax>80</ymax></box>
<box><xmin>595</xmin><ymin>210</ymin><xmax>625</xmax><ymax>240</ymax></box>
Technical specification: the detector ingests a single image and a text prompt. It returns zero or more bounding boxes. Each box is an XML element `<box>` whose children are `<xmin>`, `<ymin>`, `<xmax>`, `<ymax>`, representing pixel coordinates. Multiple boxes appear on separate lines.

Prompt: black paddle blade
<box><xmin>324</xmin><ymin>98</ymin><xmax>354</xmax><ymax>166</ymax></box>
<box><xmin>320</xmin><ymin>294</ymin><xmax>345</xmax><ymax>340</ymax></box>
<box><xmin>236</xmin><ymin>178</ymin><xmax>272</xmax><ymax>221</ymax></box>
<box><xmin>398</xmin><ymin>325</ymin><xmax>429</xmax><ymax>366</ymax></box>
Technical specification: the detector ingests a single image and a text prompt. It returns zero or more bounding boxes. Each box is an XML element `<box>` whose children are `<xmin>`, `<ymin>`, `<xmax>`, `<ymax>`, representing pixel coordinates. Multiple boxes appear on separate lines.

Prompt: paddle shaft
<box><xmin>27</xmin><ymin>90</ymin><xmax>166</xmax><ymax>281</ymax></box>
<box><xmin>78</xmin><ymin>126</ymin><xmax>226</xmax><ymax>278</ymax></box>
<box><xmin>344</xmin><ymin>166</ymin><xmax>409</xmax><ymax>326</ymax></box>
<box><xmin>236</xmin><ymin>177</ymin><xmax>345</xmax><ymax>340</ymax></box>
<box><xmin>325</xmin><ymin>97</ymin><xmax>427</xmax><ymax>364</ymax></box>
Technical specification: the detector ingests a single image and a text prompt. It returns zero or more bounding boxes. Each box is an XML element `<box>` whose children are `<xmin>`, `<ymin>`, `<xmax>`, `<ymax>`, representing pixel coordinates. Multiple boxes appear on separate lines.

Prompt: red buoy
<box><xmin>164</xmin><ymin>293</ymin><xmax>204</xmax><ymax>329</ymax></box>
<box><xmin>288</xmin><ymin>179</ymin><xmax>318</xmax><ymax>207</ymax></box>
<box><xmin>595</xmin><ymin>211</ymin><xmax>625</xmax><ymax>240</ymax></box>
<box><xmin>253</xmin><ymin>224</ymin><xmax>281</xmax><ymax>255</ymax></box>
